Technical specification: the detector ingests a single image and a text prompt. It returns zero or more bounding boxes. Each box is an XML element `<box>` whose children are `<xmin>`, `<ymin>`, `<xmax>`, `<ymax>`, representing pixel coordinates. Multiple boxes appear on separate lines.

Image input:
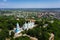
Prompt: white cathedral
<box><xmin>14</xmin><ymin>21</ymin><xmax>35</xmax><ymax>34</ymax></box>
<box><xmin>23</xmin><ymin>21</ymin><xmax>35</xmax><ymax>30</ymax></box>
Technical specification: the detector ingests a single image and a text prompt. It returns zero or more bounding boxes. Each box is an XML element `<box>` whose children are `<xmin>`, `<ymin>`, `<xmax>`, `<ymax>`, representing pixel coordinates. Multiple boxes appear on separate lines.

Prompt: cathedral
<box><xmin>23</xmin><ymin>21</ymin><xmax>35</xmax><ymax>30</ymax></box>
<box><xmin>14</xmin><ymin>21</ymin><xmax>35</xmax><ymax>35</ymax></box>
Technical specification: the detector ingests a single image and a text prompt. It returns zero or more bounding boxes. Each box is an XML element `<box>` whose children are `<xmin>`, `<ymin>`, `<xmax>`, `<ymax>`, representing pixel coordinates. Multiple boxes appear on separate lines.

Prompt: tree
<box><xmin>15</xmin><ymin>36</ymin><xmax>31</xmax><ymax>40</ymax></box>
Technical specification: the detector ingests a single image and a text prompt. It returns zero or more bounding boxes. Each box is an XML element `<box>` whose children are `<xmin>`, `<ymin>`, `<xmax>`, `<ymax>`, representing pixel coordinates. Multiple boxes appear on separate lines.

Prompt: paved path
<box><xmin>23</xmin><ymin>34</ymin><xmax>38</xmax><ymax>40</ymax></box>
<box><xmin>49</xmin><ymin>33</ymin><xmax>54</xmax><ymax>40</ymax></box>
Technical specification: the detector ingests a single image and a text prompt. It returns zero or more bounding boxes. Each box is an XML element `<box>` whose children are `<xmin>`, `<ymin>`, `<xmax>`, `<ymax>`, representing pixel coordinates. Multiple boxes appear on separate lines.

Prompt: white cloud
<box><xmin>3</xmin><ymin>0</ymin><xmax>7</xmax><ymax>2</ymax></box>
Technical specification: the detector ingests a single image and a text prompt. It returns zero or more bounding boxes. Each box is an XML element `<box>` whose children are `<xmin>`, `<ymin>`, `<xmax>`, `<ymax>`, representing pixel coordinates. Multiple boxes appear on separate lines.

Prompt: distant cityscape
<box><xmin>0</xmin><ymin>8</ymin><xmax>60</xmax><ymax>19</ymax></box>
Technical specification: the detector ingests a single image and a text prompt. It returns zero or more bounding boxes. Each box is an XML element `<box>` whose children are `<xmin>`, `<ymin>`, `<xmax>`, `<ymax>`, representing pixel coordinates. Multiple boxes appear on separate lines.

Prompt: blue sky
<box><xmin>0</xmin><ymin>0</ymin><xmax>60</xmax><ymax>8</ymax></box>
